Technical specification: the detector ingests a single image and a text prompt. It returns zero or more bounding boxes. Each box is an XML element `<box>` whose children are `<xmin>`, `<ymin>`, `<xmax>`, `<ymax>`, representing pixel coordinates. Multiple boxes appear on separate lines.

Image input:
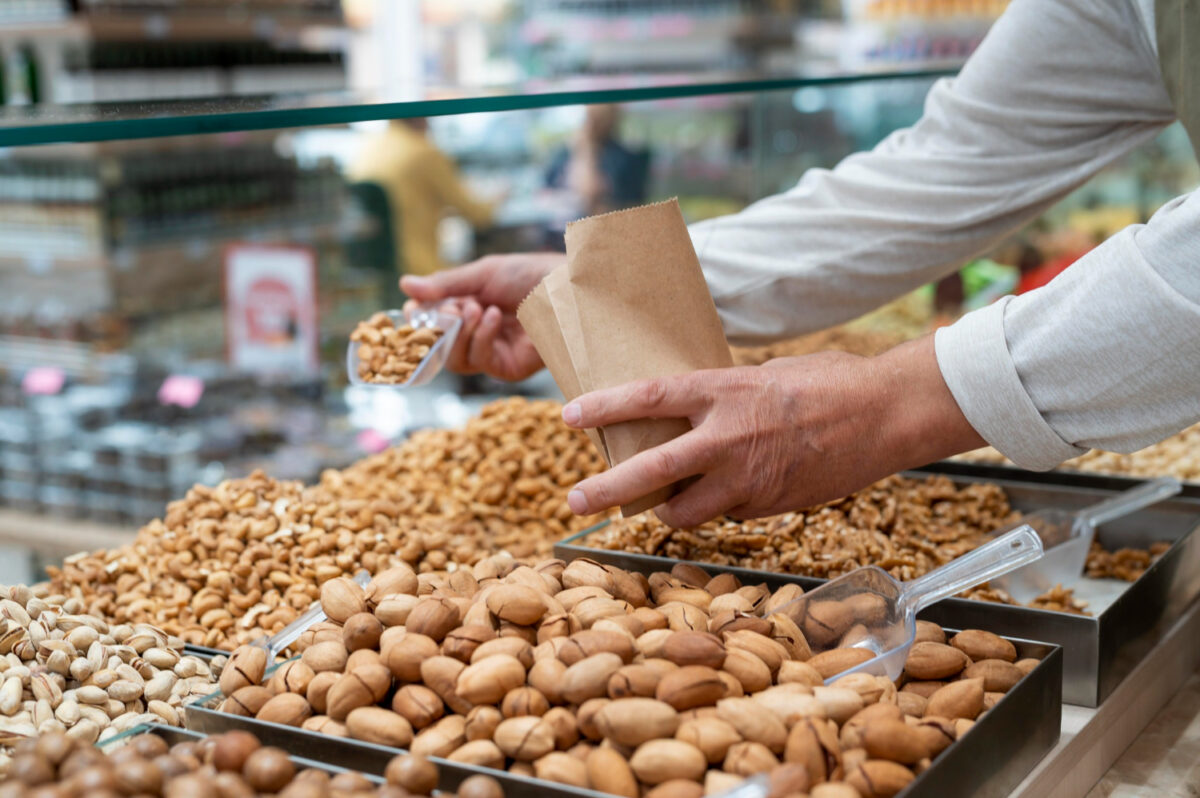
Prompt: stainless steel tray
<box><xmin>184</xmin><ymin>635</ymin><xmax>1061</xmax><ymax>798</ymax></box>
<box><xmin>924</xmin><ymin>460</ymin><xmax>1200</xmax><ymax>497</ymax></box>
<box><xmin>554</xmin><ymin>469</ymin><xmax>1200</xmax><ymax>707</ymax></box>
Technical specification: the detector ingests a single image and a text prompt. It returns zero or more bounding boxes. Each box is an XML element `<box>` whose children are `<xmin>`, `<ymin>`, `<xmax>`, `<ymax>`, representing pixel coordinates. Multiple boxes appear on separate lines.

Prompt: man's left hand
<box><xmin>561</xmin><ymin>335</ymin><xmax>985</xmax><ymax>528</ymax></box>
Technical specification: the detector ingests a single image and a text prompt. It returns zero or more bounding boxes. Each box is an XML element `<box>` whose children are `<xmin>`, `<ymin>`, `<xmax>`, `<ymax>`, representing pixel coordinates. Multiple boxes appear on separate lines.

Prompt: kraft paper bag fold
<box><xmin>517</xmin><ymin>198</ymin><xmax>733</xmax><ymax>516</ymax></box>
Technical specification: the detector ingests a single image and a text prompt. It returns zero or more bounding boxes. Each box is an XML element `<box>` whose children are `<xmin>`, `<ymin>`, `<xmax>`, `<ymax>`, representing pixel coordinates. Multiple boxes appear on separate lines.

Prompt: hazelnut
<box><xmin>212</xmin><ymin>731</ymin><xmax>261</xmax><ymax>772</ymax></box>
<box><xmin>114</xmin><ymin>759</ymin><xmax>164</xmax><ymax>796</ymax></box>
<box><xmin>242</xmin><ymin>747</ymin><xmax>295</xmax><ymax>793</ymax></box>
<box><xmin>385</xmin><ymin>754</ymin><xmax>439</xmax><ymax>794</ymax></box>
<box><xmin>343</xmin><ymin>612</ymin><xmax>384</xmax><ymax>652</ymax></box>
<box><xmin>457</xmin><ymin>774</ymin><xmax>504</xmax><ymax>798</ymax></box>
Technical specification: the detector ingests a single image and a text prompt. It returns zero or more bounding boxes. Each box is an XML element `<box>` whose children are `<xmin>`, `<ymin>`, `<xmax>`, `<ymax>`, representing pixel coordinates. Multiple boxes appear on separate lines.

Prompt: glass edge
<box><xmin>0</xmin><ymin>67</ymin><xmax>959</xmax><ymax>147</ymax></box>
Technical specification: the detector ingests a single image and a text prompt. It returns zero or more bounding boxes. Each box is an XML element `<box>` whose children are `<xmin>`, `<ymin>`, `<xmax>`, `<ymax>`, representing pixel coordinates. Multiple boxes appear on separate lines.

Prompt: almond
<box><xmin>534</xmin><ymin>751</ymin><xmax>591</xmax><ymax>788</ymax></box>
<box><xmin>783</xmin><ymin>717</ymin><xmax>840</xmax><ymax>784</ymax></box>
<box><xmin>715</xmin><ymin>697</ymin><xmax>787</xmax><ymax>754</ymax></box>
<box><xmin>724</xmin><ymin>630</ymin><xmax>789</xmax><ymax>675</ymax></box>
<box><xmin>448</xmin><ymin>740</ymin><xmax>505</xmax><ymax>768</ymax></box>
<box><xmin>925</xmin><ymin>678</ymin><xmax>984</xmax><ymax>720</ymax></box>
<box><xmin>629</xmin><ymin>739</ymin><xmax>707</xmax><ymax>785</ymax></box>
<box><xmin>301</xmin><ymin>641</ymin><xmax>349</xmax><ymax>674</ymax></box>
<box><xmin>326</xmin><ymin>664</ymin><xmax>391</xmax><ymax>721</ymax></box>
<box><xmin>813</xmin><ymin>686</ymin><xmax>865</xmax><ymax>725</ymax></box>
<box><xmin>391</xmin><ymin>684</ymin><xmax>444</xmax><ymax>730</ymax></box>
<box><xmin>723</xmin><ymin>740</ymin><xmax>779</xmax><ymax>777</ymax></box>
<box><xmin>345</xmin><ymin>706</ymin><xmax>414</xmax><ymax>748</ymax></box>
<box><xmin>471</xmin><ymin>637</ymin><xmax>535</xmax><ymax>668</ymax></box>
<box><xmin>256</xmin><ymin>693</ymin><xmax>312</xmax><ymax>727</ymax></box>
<box><xmin>587</xmin><ymin>747</ymin><xmax>638</xmax><ymax>798</ymax></box>
<box><xmin>561</xmin><ymin>652</ymin><xmax>624</xmax><ymax>704</ymax></box>
<box><xmin>662</xmin><ymin>631</ymin><xmax>725</xmax><ymax>669</ymax></box>
<box><xmin>320</xmin><ymin>577</ymin><xmax>368</xmax><ymax>624</ymax></box>
<box><xmin>494</xmin><ymin>716</ymin><xmax>556</xmax><ymax>761</ymax></box>
<box><xmin>596</xmin><ymin>698</ymin><xmax>680</xmax><ymax>747</ymax></box>
<box><xmin>457</xmin><ymin>654</ymin><xmax>526</xmax><ymax>705</ymax></box>
<box><xmin>904</xmin><ymin>642</ymin><xmax>969</xmax><ymax>680</ymax></box>
<box><xmin>365</xmin><ymin>564</ymin><xmax>419</xmax><ymax>605</ymax></box>
<box><xmin>963</xmin><ymin>659</ymin><xmax>1023</xmax><ymax>693</ymax></box>
<box><xmin>558</xmin><ymin>629</ymin><xmax>636</xmax><ymax>665</ymax></box>
<box><xmin>950</xmin><ymin>629</ymin><xmax>1016</xmax><ymax>663</ymax></box>
<box><xmin>405</xmin><ymin>597</ymin><xmax>461</xmax><ymax>642</ymax></box>
<box><xmin>722</xmin><ymin>648</ymin><xmax>772</xmax><ymax>694</ymax></box>
<box><xmin>607</xmin><ymin>664</ymin><xmax>662</xmax><ymax>699</ymax></box>
<box><xmin>807</xmin><ymin>647</ymin><xmax>875</xmax><ymax>679</ymax></box>
<box><xmin>847</xmin><ymin>760</ymin><xmax>915</xmax><ymax>798</ymax></box>
<box><xmin>528</xmin><ymin>658</ymin><xmax>568</xmax><ymax>704</ymax></box>
<box><xmin>485</xmin><ymin>584</ymin><xmax>548</xmax><ymax>626</ymax></box>
<box><xmin>768</xmin><ymin>613</ymin><xmax>813</xmax><ymax>661</ymax></box>
<box><xmin>219</xmin><ymin>646</ymin><xmax>267</xmax><ymax>695</ymax></box>
<box><xmin>801</xmin><ymin>601</ymin><xmax>854</xmax><ymax>648</ymax></box>
<box><xmin>839</xmin><ymin>703</ymin><xmax>904</xmax><ymax>750</ymax></box>
<box><xmin>914</xmin><ymin>621</ymin><xmax>946</xmax><ymax>645</ymax></box>
<box><xmin>464</xmin><ymin>705</ymin><xmax>503</xmax><ymax>741</ymax></box>
<box><xmin>778</xmin><ymin>660</ymin><xmax>824</xmax><ymax>687</ymax></box>
<box><xmin>562</xmin><ymin>559</ymin><xmax>617</xmax><ymax>592</ymax></box>
<box><xmin>676</xmin><ymin>716</ymin><xmax>742</xmax><ymax>764</ymax></box>
<box><xmin>861</xmin><ymin>719</ymin><xmax>926</xmax><ymax>764</ymax></box>
<box><xmin>656</xmin><ymin>666</ymin><xmax>726</xmax><ymax>711</ymax></box>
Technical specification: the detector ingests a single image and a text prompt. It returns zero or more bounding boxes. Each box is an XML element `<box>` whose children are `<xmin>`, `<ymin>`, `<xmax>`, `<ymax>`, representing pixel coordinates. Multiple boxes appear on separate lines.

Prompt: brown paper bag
<box><xmin>517</xmin><ymin>198</ymin><xmax>733</xmax><ymax>516</ymax></box>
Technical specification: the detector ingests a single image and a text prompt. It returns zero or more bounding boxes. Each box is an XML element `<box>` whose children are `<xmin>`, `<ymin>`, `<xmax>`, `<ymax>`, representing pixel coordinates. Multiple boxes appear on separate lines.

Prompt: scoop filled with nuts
<box><xmin>774</xmin><ymin>525</ymin><xmax>1042</xmax><ymax>682</ymax></box>
<box><xmin>348</xmin><ymin>309</ymin><xmax>461</xmax><ymax>387</ymax></box>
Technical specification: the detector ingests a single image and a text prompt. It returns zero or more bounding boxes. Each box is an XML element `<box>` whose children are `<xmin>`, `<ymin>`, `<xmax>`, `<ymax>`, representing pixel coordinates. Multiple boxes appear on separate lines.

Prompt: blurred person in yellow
<box><xmin>350</xmin><ymin>118</ymin><xmax>494</xmax><ymax>277</ymax></box>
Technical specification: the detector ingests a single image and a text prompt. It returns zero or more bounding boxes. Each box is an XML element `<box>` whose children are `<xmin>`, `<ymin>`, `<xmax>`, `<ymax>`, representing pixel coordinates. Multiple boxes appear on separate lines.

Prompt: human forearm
<box><xmin>562</xmin><ymin>334</ymin><xmax>984</xmax><ymax>526</ymax></box>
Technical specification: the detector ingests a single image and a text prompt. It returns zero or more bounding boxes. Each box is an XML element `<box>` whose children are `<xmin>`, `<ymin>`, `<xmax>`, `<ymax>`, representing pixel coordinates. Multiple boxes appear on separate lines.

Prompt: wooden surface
<box><xmin>1010</xmin><ymin>596</ymin><xmax>1200</xmax><ymax>798</ymax></box>
<box><xmin>0</xmin><ymin>509</ymin><xmax>135</xmax><ymax>557</ymax></box>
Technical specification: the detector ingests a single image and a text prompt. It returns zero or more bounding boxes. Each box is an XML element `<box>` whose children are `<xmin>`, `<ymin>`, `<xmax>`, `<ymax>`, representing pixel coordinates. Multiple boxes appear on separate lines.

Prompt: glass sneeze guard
<box><xmin>0</xmin><ymin>63</ymin><xmax>961</xmax><ymax>147</ymax></box>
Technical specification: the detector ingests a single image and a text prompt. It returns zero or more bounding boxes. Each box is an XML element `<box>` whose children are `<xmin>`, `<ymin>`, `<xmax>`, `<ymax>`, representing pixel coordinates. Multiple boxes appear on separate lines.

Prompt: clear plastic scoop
<box><xmin>989</xmin><ymin>476</ymin><xmax>1181</xmax><ymax>604</ymax></box>
<box><xmin>776</xmin><ymin>525</ymin><xmax>1043</xmax><ymax>683</ymax></box>
<box><xmin>347</xmin><ymin>305</ymin><xmax>462</xmax><ymax>388</ymax></box>
<box><xmin>250</xmin><ymin>570</ymin><xmax>370</xmax><ymax>659</ymax></box>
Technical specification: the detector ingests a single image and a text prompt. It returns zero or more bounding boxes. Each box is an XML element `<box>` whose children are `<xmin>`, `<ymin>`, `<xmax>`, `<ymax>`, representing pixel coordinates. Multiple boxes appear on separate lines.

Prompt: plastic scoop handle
<box><xmin>898</xmin><ymin>525</ymin><xmax>1043</xmax><ymax>616</ymax></box>
<box><xmin>253</xmin><ymin>569</ymin><xmax>370</xmax><ymax>658</ymax></box>
<box><xmin>1075</xmin><ymin>476</ymin><xmax>1181</xmax><ymax>528</ymax></box>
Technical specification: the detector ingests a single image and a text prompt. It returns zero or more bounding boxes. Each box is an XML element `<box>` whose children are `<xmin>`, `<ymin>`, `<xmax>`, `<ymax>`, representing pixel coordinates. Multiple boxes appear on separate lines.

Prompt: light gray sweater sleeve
<box><xmin>692</xmin><ymin>0</ymin><xmax>1197</xmax><ymax>469</ymax></box>
<box><xmin>938</xmin><ymin>192</ymin><xmax>1200</xmax><ymax>468</ymax></box>
<box><xmin>692</xmin><ymin>0</ymin><xmax>1173</xmax><ymax>346</ymax></box>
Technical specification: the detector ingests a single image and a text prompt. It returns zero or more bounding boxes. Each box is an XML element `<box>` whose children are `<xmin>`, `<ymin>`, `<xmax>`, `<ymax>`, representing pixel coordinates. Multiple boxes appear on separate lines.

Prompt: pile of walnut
<box><xmin>0</xmin><ymin>584</ymin><xmax>217</xmax><ymax>773</ymax></box>
<box><xmin>585</xmin><ymin>475</ymin><xmax>1018</xmax><ymax>583</ymax></box>
<box><xmin>351</xmin><ymin>313</ymin><xmax>443</xmax><ymax>384</ymax></box>
<box><xmin>731</xmin><ymin>326</ymin><xmax>907</xmax><ymax>366</ymax></box>
<box><xmin>216</xmin><ymin>557</ymin><xmax>1040</xmax><ymax>798</ymax></box>
<box><xmin>44</xmin><ymin>398</ymin><xmax>606</xmax><ymax>651</ymax></box>
<box><xmin>955</xmin><ymin>422</ymin><xmax>1200</xmax><ymax>482</ymax></box>
<box><xmin>0</xmin><ymin>728</ymin><xmax>505</xmax><ymax>798</ymax></box>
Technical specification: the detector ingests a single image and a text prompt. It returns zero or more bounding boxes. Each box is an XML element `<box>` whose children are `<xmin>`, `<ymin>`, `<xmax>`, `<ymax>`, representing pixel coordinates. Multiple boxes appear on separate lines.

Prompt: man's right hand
<box><xmin>400</xmin><ymin>252</ymin><xmax>563</xmax><ymax>381</ymax></box>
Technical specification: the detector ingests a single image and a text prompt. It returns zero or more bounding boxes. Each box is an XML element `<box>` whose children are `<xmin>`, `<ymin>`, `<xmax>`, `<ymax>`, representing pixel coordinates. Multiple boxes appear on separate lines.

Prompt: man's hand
<box><xmin>401</xmin><ymin>252</ymin><xmax>563</xmax><ymax>381</ymax></box>
<box><xmin>561</xmin><ymin>335</ymin><xmax>985</xmax><ymax>527</ymax></box>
